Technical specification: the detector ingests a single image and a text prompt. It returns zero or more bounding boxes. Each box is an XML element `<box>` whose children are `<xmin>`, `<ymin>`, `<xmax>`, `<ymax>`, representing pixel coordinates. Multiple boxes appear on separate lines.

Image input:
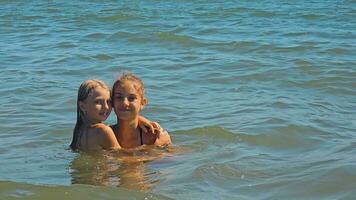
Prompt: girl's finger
<box><xmin>139</xmin><ymin>123</ymin><xmax>149</xmax><ymax>134</ymax></box>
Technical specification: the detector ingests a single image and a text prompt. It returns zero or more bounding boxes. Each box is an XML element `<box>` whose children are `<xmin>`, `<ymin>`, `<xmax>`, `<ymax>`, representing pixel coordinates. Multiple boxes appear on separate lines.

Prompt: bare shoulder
<box><xmin>93</xmin><ymin>124</ymin><xmax>115</xmax><ymax>139</ymax></box>
<box><xmin>90</xmin><ymin>123</ymin><xmax>113</xmax><ymax>134</ymax></box>
<box><xmin>91</xmin><ymin>123</ymin><xmax>110</xmax><ymax>130</ymax></box>
<box><xmin>91</xmin><ymin>123</ymin><xmax>120</xmax><ymax>149</ymax></box>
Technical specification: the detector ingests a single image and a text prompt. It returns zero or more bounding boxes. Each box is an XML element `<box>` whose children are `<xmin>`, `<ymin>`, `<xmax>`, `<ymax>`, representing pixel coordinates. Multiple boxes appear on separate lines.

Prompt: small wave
<box><xmin>84</xmin><ymin>32</ymin><xmax>107</xmax><ymax>39</ymax></box>
<box><xmin>250</xmin><ymin>10</ymin><xmax>278</xmax><ymax>18</ymax></box>
<box><xmin>99</xmin><ymin>13</ymin><xmax>141</xmax><ymax>21</ymax></box>
<box><xmin>223</xmin><ymin>7</ymin><xmax>279</xmax><ymax>18</ymax></box>
<box><xmin>323</xmin><ymin>47</ymin><xmax>350</xmax><ymax>55</ymax></box>
<box><xmin>0</xmin><ymin>180</ymin><xmax>167</xmax><ymax>199</ymax></box>
<box><xmin>281</xmin><ymin>165</ymin><xmax>356</xmax><ymax>198</ymax></box>
<box><xmin>45</xmin><ymin>8</ymin><xmax>61</xmax><ymax>13</ymax></box>
<box><xmin>302</xmin><ymin>14</ymin><xmax>324</xmax><ymax>20</ymax></box>
<box><xmin>155</xmin><ymin>32</ymin><xmax>202</xmax><ymax>46</ymax></box>
<box><xmin>255</xmin><ymin>43</ymin><xmax>318</xmax><ymax>53</ymax></box>
<box><xmin>174</xmin><ymin>126</ymin><xmax>240</xmax><ymax>142</ymax></box>
<box><xmin>107</xmin><ymin>31</ymin><xmax>136</xmax><ymax>41</ymax></box>
<box><xmin>193</xmin><ymin>163</ymin><xmax>243</xmax><ymax>181</ymax></box>
<box><xmin>56</xmin><ymin>42</ymin><xmax>77</xmax><ymax>49</ymax></box>
<box><xmin>206</xmin><ymin>40</ymin><xmax>260</xmax><ymax>53</ymax></box>
<box><xmin>283</xmin><ymin>32</ymin><xmax>308</xmax><ymax>37</ymax></box>
<box><xmin>21</xmin><ymin>15</ymin><xmax>44</xmax><ymax>21</ymax></box>
<box><xmin>238</xmin><ymin>124</ymin><xmax>322</xmax><ymax>151</ymax></box>
<box><xmin>91</xmin><ymin>54</ymin><xmax>114</xmax><ymax>61</ymax></box>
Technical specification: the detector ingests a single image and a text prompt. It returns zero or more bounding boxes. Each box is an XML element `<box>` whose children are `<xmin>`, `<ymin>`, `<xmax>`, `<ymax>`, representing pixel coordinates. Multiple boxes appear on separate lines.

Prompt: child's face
<box><xmin>80</xmin><ymin>87</ymin><xmax>112</xmax><ymax>123</ymax></box>
<box><xmin>112</xmin><ymin>80</ymin><xmax>146</xmax><ymax>120</ymax></box>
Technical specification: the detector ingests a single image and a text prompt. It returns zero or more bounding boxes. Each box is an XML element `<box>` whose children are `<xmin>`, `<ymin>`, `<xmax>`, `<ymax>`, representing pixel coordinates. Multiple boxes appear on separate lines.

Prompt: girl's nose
<box><xmin>104</xmin><ymin>101</ymin><xmax>110</xmax><ymax>109</ymax></box>
<box><xmin>123</xmin><ymin>98</ymin><xmax>129</xmax><ymax>106</ymax></box>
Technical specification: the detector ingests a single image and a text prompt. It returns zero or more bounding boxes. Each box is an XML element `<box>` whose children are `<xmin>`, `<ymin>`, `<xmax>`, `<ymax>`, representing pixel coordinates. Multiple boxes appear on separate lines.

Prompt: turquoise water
<box><xmin>1</xmin><ymin>0</ymin><xmax>355</xmax><ymax>199</ymax></box>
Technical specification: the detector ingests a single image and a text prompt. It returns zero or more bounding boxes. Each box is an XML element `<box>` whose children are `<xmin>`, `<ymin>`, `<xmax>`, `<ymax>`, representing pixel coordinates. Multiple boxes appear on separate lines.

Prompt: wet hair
<box><xmin>70</xmin><ymin>79</ymin><xmax>110</xmax><ymax>150</ymax></box>
<box><xmin>111</xmin><ymin>72</ymin><xmax>147</xmax><ymax>104</ymax></box>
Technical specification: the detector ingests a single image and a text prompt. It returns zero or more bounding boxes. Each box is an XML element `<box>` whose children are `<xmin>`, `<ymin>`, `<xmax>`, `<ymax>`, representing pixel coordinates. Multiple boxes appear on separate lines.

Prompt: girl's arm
<box><xmin>138</xmin><ymin>115</ymin><xmax>161</xmax><ymax>134</ymax></box>
<box><xmin>137</xmin><ymin>116</ymin><xmax>172</xmax><ymax>146</ymax></box>
<box><xmin>154</xmin><ymin>128</ymin><xmax>172</xmax><ymax>146</ymax></box>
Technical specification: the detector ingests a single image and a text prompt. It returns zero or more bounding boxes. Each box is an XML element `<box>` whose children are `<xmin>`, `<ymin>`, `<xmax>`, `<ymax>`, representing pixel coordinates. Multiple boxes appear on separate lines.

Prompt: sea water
<box><xmin>0</xmin><ymin>0</ymin><xmax>355</xmax><ymax>199</ymax></box>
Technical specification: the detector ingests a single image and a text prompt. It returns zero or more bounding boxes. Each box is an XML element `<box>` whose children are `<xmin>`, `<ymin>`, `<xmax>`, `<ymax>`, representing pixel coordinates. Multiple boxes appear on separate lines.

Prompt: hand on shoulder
<box><xmin>154</xmin><ymin>128</ymin><xmax>172</xmax><ymax>147</ymax></box>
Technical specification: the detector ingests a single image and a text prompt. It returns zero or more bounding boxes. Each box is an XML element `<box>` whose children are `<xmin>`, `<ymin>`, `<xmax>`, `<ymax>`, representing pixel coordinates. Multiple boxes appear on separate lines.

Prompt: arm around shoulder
<box><xmin>154</xmin><ymin>129</ymin><xmax>172</xmax><ymax>147</ymax></box>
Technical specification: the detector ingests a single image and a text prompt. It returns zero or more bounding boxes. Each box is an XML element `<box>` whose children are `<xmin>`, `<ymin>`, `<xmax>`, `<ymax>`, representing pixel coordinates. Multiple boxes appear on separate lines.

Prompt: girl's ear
<box><xmin>141</xmin><ymin>98</ymin><xmax>148</xmax><ymax>109</ymax></box>
<box><xmin>79</xmin><ymin>101</ymin><xmax>86</xmax><ymax>114</ymax></box>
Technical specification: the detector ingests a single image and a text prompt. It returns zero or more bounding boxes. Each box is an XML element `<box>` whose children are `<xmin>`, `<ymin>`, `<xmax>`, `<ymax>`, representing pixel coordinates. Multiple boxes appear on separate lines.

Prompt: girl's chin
<box><xmin>116</xmin><ymin>114</ymin><xmax>135</xmax><ymax>120</ymax></box>
<box><xmin>117</xmin><ymin>116</ymin><xmax>130</xmax><ymax>120</ymax></box>
<box><xmin>95</xmin><ymin>115</ymin><xmax>109</xmax><ymax>122</ymax></box>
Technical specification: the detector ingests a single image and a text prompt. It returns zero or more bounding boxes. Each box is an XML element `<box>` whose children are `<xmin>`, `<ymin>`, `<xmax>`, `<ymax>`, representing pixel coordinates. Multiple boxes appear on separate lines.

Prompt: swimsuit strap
<box><xmin>139</xmin><ymin>127</ymin><xmax>143</xmax><ymax>145</ymax></box>
<box><xmin>110</xmin><ymin>124</ymin><xmax>117</xmax><ymax>136</ymax></box>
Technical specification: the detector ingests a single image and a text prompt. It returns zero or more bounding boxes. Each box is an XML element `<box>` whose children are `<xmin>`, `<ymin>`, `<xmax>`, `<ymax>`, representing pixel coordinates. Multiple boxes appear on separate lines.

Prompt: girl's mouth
<box><xmin>119</xmin><ymin>107</ymin><xmax>130</xmax><ymax>112</ymax></box>
<box><xmin>99</xmin><ymin>111</ymin><xmax>110</xmax><ymax>117</ymax></box>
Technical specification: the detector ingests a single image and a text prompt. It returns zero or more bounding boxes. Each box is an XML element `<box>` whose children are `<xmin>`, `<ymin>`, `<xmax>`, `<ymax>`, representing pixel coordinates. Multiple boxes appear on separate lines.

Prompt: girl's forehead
<box><xmin>94</xmin><ymin>86</ymin><xmax>109</xmax><ymax>93</ymax></box>
<box><xmin>114</xmin><ymin>81</ymin><xmax>140</xmax><ymax>93</ymax></box>
<box><xmin>89</xmin><ymin>87</ymin><xmax>110</xmax><ymax>97</ymax></box>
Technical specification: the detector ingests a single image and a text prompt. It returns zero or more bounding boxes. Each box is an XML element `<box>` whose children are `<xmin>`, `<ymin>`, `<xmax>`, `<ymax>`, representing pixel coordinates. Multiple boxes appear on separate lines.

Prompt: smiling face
<box><xmin>79</xmin><ymin>87</ymin><xmax>112</xmax><ymax>124</ymax></box>
<box><xmin>112</xmin><ymin>80</ymin><xmax>147</xmax><ymax>121</ymax></box>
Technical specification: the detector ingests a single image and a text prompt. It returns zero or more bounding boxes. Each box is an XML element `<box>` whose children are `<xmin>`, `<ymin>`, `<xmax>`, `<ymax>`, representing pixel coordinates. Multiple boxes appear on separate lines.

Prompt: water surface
<box><xmin>0</xmin><ymin>0</ymin><xmax>355</xmax><ymax>199</ymax></box>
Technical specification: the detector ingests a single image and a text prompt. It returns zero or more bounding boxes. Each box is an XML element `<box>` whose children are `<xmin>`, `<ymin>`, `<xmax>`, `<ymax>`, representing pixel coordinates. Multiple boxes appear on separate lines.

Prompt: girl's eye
<box><xmin>128</xmin><ymin>96</ymin><xmax>137</xmax><ymax>101</ymax></box>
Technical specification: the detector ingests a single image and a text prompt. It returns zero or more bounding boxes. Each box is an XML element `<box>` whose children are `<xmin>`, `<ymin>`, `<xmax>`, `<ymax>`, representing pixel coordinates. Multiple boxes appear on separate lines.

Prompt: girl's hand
<box><xmin>155</xmin><ymin>128</ymin><xmax>172</xmax><ymax>146</ymax></box>
<box><xmin>138</xmin><ymin>115</ymin><xmax>161</xmax><ymax>134</ymax></box>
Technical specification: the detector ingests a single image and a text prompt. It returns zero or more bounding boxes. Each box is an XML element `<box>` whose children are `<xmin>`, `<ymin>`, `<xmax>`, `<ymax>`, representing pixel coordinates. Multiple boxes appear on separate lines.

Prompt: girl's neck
<box><xmin>118</xmin><ymin>118</ymin><xmax>138</xmax><ymax>138</ymax></box>
<box><xmin>116</xmin><ymin>117</ymin><xmax>141</xmax><ymax>148</ymax></box>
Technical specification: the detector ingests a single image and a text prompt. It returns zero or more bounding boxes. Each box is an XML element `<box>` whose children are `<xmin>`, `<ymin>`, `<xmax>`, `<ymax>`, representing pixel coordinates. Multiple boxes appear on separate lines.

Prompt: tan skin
<box><xmin>112</xmin><ymin>80</ymin><xmax>171</xmax><ymax>149</ymax></box>
<box><xmin>78</xmin><ymin>87</ymin><xmax>160</xmax><ymax>151</ymax></box>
